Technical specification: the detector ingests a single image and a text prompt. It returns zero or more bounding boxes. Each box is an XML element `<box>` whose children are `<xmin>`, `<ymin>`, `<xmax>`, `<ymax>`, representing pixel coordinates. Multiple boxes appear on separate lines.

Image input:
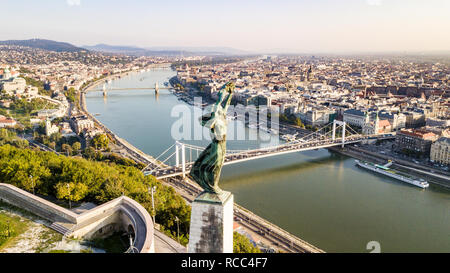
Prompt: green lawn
<box><xmin>0</xmin><ymin>209</ymin><xmax>30</xmax><ymax>250</ymax></box>
<box><xmin>0</xmin><ymin>201</ymin><xmax>62</xmax><ymax>252</ymax></box>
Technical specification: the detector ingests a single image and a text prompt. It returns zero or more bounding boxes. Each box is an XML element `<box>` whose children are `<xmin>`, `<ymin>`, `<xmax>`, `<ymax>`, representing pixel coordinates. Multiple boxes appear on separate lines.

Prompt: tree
<box><xmin>48</xmin><ymin>142</ymin><xmax>56</xmax><ymax>150</ymax></box>
<box><xmin>294</xmin><ymin>117</ymin><xmax>305</xmax><ymax>128</ymax></box>
<box><xmin>55</xmin><ymin>182</ymin><xmax>89</xmax><ymax>203</ymax></box>
<box><xmin>92</xmin><ymin>134</ymin><xmax>109</xmax><ymax>150</ymax></box>
<box><xmin>64</xmin><ymin>88</ymin><xmax>78</xmax><ymax>104</ymax></box>
<box><xmin>72</xmin><ymin>142</ymin><xmax>81</xmax><ymax>154</ymax></box>
<box><xmin>97</xmin><ymin>177</ymin><xmax>124</xmax><ymax>202</ymax></box>
<box><xmin>61</xmin><ymin>144</ymin><xmax>72</xmax><ymax>156</ymax></box>
<box><xmin>14</xmin><ymin>139</ymin><xmax>29</xmax><ymax>149</ymax></box>
<box><xmin>83</xmin><ymin>146</ymin><xmax>96</xmax><ymax>159</ymax></box>
<box><xmin>49</xmin><ymin>132</ymin><xmax>62</xmax><ymax>143</ymax></box>
<box><xmin>233</xmin><ymin>232</ymin><xmax>261</xmax><ymax>253</ymax></box>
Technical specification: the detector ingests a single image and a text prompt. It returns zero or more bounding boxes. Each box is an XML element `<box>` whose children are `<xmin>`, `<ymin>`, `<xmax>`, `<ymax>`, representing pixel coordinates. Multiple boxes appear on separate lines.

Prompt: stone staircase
<box><xmin>48</xmin><ymin>222</ymin><xmax>71</xmax><ymax>236</ymax></box>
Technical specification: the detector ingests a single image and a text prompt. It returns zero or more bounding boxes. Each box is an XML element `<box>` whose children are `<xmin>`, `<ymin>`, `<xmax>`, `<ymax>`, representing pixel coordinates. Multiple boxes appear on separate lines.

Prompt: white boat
<box><xmin>355</xmin><ymin>160</ymin><xmax>429</xmax><ymax>189</ymax></box>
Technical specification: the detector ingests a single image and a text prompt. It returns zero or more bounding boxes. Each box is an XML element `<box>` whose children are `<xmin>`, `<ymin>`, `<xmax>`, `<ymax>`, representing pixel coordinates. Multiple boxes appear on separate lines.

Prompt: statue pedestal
<box><xmin>188</xmin><ymin>191</ymin><xmax>234</xmax><ymax>253</ymax></box>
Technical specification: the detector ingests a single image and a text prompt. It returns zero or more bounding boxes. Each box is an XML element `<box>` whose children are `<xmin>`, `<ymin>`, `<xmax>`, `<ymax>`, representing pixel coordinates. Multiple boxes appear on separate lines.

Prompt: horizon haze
<box><xmin>1</xmin><ymin>0</ymin><xmax>450</xmax><ymax>54</ymax></box>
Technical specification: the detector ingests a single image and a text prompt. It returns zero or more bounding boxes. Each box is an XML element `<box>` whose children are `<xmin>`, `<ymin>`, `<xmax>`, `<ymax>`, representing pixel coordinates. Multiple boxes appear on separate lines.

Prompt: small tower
<box><xmin>374</xmin><ymin>112</ymin><xmax>380</xmax><ymax>134</ymax></box>
<box><xmin>306</xmin><ymin>65</ymin><xmax>312</xmax><ymax>82</ymax></box>
<box><xmin>45</xmin><ymin>117</ymin><xmax>51</xmax><ymax>137</ymax></box>
<box><xmin>155</xmin><ymin>82</ymin><xmax>159</xmax><ymax>94</ymax></box>
<box><xmin>3</xmin><ymin>66</ymin><xmax>11</xmax><ymax>80</ymax></box>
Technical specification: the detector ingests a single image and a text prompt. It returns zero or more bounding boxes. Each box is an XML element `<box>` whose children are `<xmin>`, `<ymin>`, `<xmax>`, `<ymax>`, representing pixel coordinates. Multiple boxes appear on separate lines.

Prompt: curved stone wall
<box><xmin>0</xmin><ymin>183</ymin><xmax>154</xmax><ymax>253</ymax></box>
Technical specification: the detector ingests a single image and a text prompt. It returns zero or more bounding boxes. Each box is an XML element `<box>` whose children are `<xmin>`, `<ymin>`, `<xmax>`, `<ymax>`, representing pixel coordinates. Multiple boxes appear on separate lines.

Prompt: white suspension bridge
<box><xmin>142</xmin><ymin>120</ymin><xmax>395</xmax><ymax>179</ymax></box>
<box><xmin>91</xmin><ymin>81</ymin><xmax>172</xmax><ymax>95</ymax></box>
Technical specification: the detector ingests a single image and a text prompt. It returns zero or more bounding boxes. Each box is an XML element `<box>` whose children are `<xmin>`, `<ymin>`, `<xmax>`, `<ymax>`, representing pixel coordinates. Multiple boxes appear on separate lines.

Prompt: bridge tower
<box><xmin>102</xmin><ymin>83</ymin><xmax>107</xmax><ymax>97</ymax></box>
<box><xmin>332</xmin><ymin>120</ymin><xmax>347</xmax><ymax>148</ymax></box>
<box><xmin>155</xmin><ymin>82</ymin><xmax>159</xmax><ymax>94</ymax></box>
<box><xmin>175</xmin><ymin>141</ymin><xmax>186</xmax><ymax>178</ymax></box>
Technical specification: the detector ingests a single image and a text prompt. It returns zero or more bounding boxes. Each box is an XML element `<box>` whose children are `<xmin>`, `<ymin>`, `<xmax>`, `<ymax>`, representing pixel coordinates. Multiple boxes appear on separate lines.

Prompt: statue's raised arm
<box><xmin>218</xmin><ymin>82</ymin><xmax>234</xmax><ymax>112</ymax></box>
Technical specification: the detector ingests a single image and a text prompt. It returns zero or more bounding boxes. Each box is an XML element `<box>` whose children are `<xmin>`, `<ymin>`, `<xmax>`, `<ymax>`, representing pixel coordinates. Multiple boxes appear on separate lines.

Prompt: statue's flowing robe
<box><xmin>190</xmin><ymin>137</ymin><xmax>226</xmax><ymax>193</ymax></box>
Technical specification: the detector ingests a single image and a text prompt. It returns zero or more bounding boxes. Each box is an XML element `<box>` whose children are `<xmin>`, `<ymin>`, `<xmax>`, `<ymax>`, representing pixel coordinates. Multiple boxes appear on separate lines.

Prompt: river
<box><xmin>85</xmin><ymin>68</ymin><xmax>450</xmax><ymax>253</ymax></box>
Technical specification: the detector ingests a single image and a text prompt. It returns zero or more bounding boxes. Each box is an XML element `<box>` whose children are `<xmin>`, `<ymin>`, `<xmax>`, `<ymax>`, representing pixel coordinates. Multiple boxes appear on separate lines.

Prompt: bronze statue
<box><xmin>189</xmin><ymin>82</ymin><xmax>234</xmax><ymax>194</ymax></box>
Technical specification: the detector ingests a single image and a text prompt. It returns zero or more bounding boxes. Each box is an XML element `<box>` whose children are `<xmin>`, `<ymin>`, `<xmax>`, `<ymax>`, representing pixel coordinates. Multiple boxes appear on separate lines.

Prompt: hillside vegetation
<box><xmin>0</xmin><ymin>145</ymin><xmax>191</xmax><ymax>245</ymax></box>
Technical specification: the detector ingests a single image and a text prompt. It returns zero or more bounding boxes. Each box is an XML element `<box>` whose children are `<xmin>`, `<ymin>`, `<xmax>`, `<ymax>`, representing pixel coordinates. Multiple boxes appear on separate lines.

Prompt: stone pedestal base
<box><xmin>188</xmin><ymin>191</ymin><xmax>234</xmax><ymax>253</ymax></box>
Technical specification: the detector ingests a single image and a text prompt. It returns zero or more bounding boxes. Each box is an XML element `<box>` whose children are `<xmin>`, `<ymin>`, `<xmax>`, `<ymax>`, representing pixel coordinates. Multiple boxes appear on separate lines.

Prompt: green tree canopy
<box><xmin>92</xmin><ymin>134</ymin><xmax>109</xmax><ymax>150</ymax></box>
<box><xmin>233</xmin><ymin>232</ymin><xmax>261</xmax><ymax>253</ymax></box>
<box><xmin>55</xmin><ymin>182</ymin><xmax>89</xmax><ymax>202</ymax></box>
<box><xmin>0</xmin><ymin>145</ymin><xmax>191</xmax><ymax>245</ymax></box>
<box><xmin>72</xmin><ymin>142</ymin><xmax>81</xmax><ymax>153</ymax></box>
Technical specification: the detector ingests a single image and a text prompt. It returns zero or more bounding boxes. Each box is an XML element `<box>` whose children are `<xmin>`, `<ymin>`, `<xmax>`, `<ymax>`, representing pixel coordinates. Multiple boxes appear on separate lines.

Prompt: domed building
<box><xmin>2</xmin><ymin>66</ymin><xmax>12</xmax><ymax>80</ymax></box>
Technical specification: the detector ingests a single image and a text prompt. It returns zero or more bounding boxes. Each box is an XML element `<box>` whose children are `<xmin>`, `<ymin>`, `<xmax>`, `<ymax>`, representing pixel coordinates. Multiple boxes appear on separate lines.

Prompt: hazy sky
<box><xmin>1</xmin><ymin>0</ymin><xmax>449</xmax><ymax>53</ymax></box>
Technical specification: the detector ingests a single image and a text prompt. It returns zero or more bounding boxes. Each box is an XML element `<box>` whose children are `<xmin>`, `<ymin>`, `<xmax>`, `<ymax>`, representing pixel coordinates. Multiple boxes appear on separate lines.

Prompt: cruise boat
<box><xmin>355</xmin><ymin>160</ymin><xmax>429</xmax><ymax>189</ymax></box>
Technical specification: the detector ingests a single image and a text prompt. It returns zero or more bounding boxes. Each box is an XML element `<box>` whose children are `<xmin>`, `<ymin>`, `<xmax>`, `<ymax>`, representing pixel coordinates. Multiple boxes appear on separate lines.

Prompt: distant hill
<box><xmin>147</xmin><ymin>46</ymin><xmax>250</xmax><ymax>55</ymax></box>
<box><xmin>82</xmin><ymin>44</ymin><xmax>147</xmax><ymax>54</ymax></box>
<box><xmin>0</xmin><ymin>39</ymin><xmax>87</xmax><ymax>52</ymax></box>
<box><xmin>83</xmin><ymin>43</ymin><xmax>250</xmax><ymax>56</ymax></box>
<box><xmin>83</xmin><ymin>44</ymin><xmax>192</xmax><ymax>56</ymax></box>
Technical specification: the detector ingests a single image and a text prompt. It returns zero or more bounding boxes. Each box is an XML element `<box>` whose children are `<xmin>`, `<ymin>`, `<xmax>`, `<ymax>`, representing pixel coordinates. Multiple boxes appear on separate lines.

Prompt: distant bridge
<box><xmin>92</xmin><ymin>87</ymin><xmax>173</xmax><ymax>92</ymax></box>
<box><xmin>142</xmin><ymin>120</ymin><xmax>395</xmax><ymax>179</ymax></box>
<box><xmin>91</xmin><ymin>81</ymin><xmax>172</xmax><ymax>94</ymax></box>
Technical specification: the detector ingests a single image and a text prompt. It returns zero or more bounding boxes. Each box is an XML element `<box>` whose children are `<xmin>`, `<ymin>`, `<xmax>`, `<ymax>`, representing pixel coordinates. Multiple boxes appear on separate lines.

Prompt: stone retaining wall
<box><xmin>0</xmin><ymin>183</ymin><xmax>78</xmax><ymax>224</ymax></box>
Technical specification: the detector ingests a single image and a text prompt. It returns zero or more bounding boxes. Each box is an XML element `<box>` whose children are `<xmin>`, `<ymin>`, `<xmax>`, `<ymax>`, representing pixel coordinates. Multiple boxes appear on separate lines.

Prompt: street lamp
<box><xmin>175</xmin><ymin>216</ymin><xmax>180</xmax><ymax>243</ymax></box>
<box><xmin>66</xmin><ymin>183</ymin><xmax>71</xmax><ymax>209</ymax></box>
<box><xmin>149</xmin><ymin>186</ymin><xmax>156</xmax><ymax>224</ymax></box>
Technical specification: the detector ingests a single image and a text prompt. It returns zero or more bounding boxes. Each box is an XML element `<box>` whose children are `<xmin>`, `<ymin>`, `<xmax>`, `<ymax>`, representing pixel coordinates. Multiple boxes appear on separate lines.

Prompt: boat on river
<box><xmin>355</xmin><ymin>160</ymin><xmax>429</xmax><ymax>188</ymax></box>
